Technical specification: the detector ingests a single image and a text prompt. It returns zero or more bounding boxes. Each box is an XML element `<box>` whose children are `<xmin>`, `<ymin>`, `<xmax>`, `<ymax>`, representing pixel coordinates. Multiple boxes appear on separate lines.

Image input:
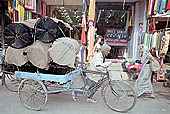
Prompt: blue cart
<box><xmin>15</xmin><ymin>64</ymin><xmax>137</xmax><ymax>113</ymax></box>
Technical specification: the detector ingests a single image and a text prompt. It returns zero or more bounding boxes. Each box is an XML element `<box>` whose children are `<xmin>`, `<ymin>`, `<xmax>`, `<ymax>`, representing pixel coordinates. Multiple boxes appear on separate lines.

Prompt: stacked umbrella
<box><xmin>4</xmin><ymin>17</ymin><xmax>79</xmax><ymax>75</ymax></box>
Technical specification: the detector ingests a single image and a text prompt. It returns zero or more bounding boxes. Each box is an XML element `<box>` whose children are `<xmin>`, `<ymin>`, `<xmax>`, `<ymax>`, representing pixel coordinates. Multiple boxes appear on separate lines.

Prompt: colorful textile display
<box><xmin>148</xmin><ymin>0</ymin><xmax>170</xmax><ymax>16</ymax></box>
<box><xmin>12</xmin><ymin>0</ymin><xmax>45</xmax><ymax>21</ymax></box>
<box><xmin>122</xmin><ymin>58</ymin><xmax>142</xmax><ymax>73</ymax></box>
<box><xmin>141</xmin><ymin>31</ymin><xmax>169</xmax><ymax>53</ymax></box>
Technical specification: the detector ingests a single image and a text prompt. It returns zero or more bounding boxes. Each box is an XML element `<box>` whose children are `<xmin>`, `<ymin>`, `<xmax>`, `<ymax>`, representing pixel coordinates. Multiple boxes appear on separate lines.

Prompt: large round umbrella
<box><xmin>57</xmin><ymin>21</ymin><xmax>70</xmax><ymax>38</ymax></box>
<box><xmin>5</xmin><ymin>46</ymin><xmax>28</xmax><ymax>66</ymax></box>
<box><xmin>35</xmin><ymin>17</ymin><xmax>60</xmax><ymax>43</ymax></box>
<box><xmin>48</xmin><ymin>37</ymin><xmax>80</xmax><ymax>68</ymax></box>
<box><xmin>4</xmin><ymin>23</ymin><xmax>33</xmax><ymax>49</ymax></box>
<box><xmin>27</xmin><ymin>40</ymin><xmax>51</xmax><ymax>69</ymax></box>
<box><xmin>15</xmin><ymin>19</ymin><xmax>38</xmax><ymax>29</ymax></box>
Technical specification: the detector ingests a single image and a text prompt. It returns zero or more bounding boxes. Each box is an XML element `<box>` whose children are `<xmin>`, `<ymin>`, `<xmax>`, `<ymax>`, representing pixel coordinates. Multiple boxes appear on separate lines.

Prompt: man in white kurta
<box><xmin>85</xmin><ymin>43</ymin><xmax>112</xmax><ymax>102</ymax></box>
<box><xmin>72</xmin><ymin>43</ymin><xmax>112</xmax><ymax>103</ymax></box>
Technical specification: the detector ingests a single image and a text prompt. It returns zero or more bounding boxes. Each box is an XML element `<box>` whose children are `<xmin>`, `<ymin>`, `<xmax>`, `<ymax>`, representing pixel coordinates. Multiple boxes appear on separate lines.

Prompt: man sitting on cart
<box><xmin>73</xmin><ymin>43</ymin><xmax>113</xmax><ymax>103</ymax></box>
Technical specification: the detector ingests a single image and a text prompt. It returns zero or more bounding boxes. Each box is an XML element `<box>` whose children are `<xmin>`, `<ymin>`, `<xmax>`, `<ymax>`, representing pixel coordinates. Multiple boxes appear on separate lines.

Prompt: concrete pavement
<box><xmin>0</xmin><ymin>61</ymin><xmax>170</xmax><ymax>114</ymax></box>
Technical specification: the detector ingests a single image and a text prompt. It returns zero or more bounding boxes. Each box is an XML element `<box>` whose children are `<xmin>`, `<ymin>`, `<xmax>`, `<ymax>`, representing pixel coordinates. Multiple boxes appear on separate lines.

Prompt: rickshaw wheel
<box><xmin>18</xmin><ymin>78</ymin><xmax>48</xmax><ymax>111</ymax></box>
<box><xmin>3</xmin><ymin>72</ymin><xmax>21</xmax><ymax>92</ymax></box>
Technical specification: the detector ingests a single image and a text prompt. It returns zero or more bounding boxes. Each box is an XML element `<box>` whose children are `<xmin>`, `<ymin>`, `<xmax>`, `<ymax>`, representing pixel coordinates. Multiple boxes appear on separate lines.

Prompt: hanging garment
<box><xmin>36</xmin><ymin>0</ymin><xmax>39</xmax><ymax>13</ymax></box>
<box><xmin>151</xmin><ymin>0</ymin><xmax>156</xmax><ymax>15</ymax></box>
<box><xmin>81</xmin><ymin>13</ymin><xmax>87</xmax><ymax>45</ymax></box>
<box><xmin>13</xmin><ymin>9</ymin><xmax>19</xmax><ymax>22</ymax></box>
<box><xmin>38</xmin><ymin>0</ymin><xmax>42</xmax><ymax>15</ymax></box>
<box><xmin>8</xmin><ymin>1</ymin><xmax>13</xmax><ymax>20</ymax></box>
<box><xmin>166</xmin><ymin>0</ymin><xmax>170</xmax><ymax>10</ymax></box>
<box><xmin>149</xmin><ymin>34</ymin><xmax>153</xmax><ymax>50</ymax></box>
<box><xmin>87</xmin><ymin>22</ymin><xmax>95</xmax><ymax>60</ymax></box>
<box><xmin>146</xmin><ymin>34</ymin><xmax>150</xmax><ymax>49</ymax></box>
<box><xmin>154</xmin><ymin>0</ymin><xmax>159</xmax><ymax>14</ymax></box>
<box><xmin>25</xmin><ymin>0</ymin><xmax>34</xmax><ymax>10</ymax></box>
<box><xmin>152</xmin><ymin>32</ymin><xmax>158</xmax><ymax>48</ymax></box>
<box><xmin>156</xmin><ymin>0</ymin><xmax>162</xmax><ymax>13</ymax></box>
<box><xmin>158</xmin><ymin>32</ymin><xmax>164</xmax><ymax>50</ymax></box>
<box><xmin>147</xmin><ymin>0</ymin><xmax>152</xmax><ymax>16</ymax></box>
<box><xmin>42</xmin><ymin>3</ymin><xmax>47</xmax><ymax>17</ymax></box>
<box><xmin>18</xmin><ymin>5</ymin><xmax>25</xmax><ymax>21</ymax></box>
<box><xmin>148</xmin><ymin>0</ymin><xmax>154</xmax><ymax>16</ymax></box>
<box><xmin>147</xmin><ymin>34</ymin><xmax>151</xmax><ymax>49</ymax></box>
<box><xmin>156</xmin><ymin>32</ymin><xmax>162</xmax><ymax>49</ymax></box>
<box><xmin>159</xmin><ymin>0</ymin><xmax>168</xmax><ymax>13</ymax></box>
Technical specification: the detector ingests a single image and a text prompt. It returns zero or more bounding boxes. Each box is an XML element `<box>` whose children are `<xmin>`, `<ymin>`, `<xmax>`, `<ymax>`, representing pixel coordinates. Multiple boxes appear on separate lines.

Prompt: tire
<box><xmin>18</xmin><ymin>78</ymin><xmax>48</xmax><ymax>111</ymax></box>
<box><xmin>101</xmin><ymin>80</ymin><xmax>137</xmax><ymax>113</ymax></box>
<box><xmin>3</xmin><ymin>72</ymin><xmax>21</xmax><ymax>92</ymax></box>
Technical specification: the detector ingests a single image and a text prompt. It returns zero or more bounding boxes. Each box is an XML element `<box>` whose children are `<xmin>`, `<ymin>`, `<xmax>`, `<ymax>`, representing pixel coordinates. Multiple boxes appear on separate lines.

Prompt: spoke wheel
<box><xmin>102</xmin><ymin>80</ymin><xmax>136</xmax><ymax>113</ymax></box>
<box><xmin>3</xmin><ymin>72</ymin><xmax>21</xmax><ymax>92</ymax></box>
<box><xmin>18</xmin><ymin>79</ymin><xmax>48</xmax><ymax>111</ymax></box>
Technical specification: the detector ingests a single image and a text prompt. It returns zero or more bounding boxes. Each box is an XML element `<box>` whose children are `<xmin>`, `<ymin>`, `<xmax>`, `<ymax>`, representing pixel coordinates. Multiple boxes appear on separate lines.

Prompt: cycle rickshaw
<box><xmin>2</xmin><ymin>18</ymin><xmax>137</xmax><ymax>113</ymax></box>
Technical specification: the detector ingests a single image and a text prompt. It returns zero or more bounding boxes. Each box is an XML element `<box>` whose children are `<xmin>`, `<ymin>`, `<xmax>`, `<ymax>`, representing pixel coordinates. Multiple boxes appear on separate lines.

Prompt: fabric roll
<box><xmin>158</xmin><ymin>32</ymin><xmax>164</xmax><ymax>50</ymax></box>
<box><xmin>38</xmin><ymin>0</ymin><xmax>42</xmax><ymax>15</ymax></box>
<box><xmin>159</xmin><ymin>0</ymin><xmax>167</xmax><ymax>13</ymax></box>
<box><xmin>149</xmin><ymin>34</ymin><xmax>153</xmax><ymax>50</ymax></box>
<box><xmin>149</xmin><ymin>0</ymin><xmax>154</xmax><ymax>16</ymax></box>
<box><xmin>152</xmin><ymin>32</ymin><xmax>156</xmax><ymax>48</ymax></box>
<box><xmin>151</xmin><ymin>0</ymin><xmax>156</xmax><ymax>15</ymax></box>
<box><xmin>166</xmin><ymin>0</ymin><xmax>170</xmax><ymax>10</ymax></box>
<box><xmin>42</xmin><ymin>3</ymin><xmax>47</xmax><ymax>17</ymax></box>
<box><xmin>147</xmin><ymin>0</ymin><xmax>152</xmax><ymax>16</ymax></box>
<box><xmin>156</xmin><ymin>0</ymin><xmax>162</xmax><ymax>13</ymax></box>
<box><xmin>18</xmin><ymin>5</ymin><xmax>25</xmax><ymax>21</ymax></box>
<box><xmin>153</xmin><ymin>32</ymin><xmax>157</xmax><ymax>49</ymax></box>
<box><xmin>154</xmin><ymin>0</ymin><xmax>159</xmax><ymax>14</ymax></box>
<box><xmin>156</xmin><ymin>32</ymin><xmax>162</xmax><ymax>49</ymax></box>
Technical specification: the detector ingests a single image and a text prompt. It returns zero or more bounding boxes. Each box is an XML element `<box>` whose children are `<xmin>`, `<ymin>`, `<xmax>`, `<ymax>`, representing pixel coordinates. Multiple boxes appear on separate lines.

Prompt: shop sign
<box><xmin>105</xmin><ymin>29</ymin><xmax>128</xmax><ymax>43</ymax></box>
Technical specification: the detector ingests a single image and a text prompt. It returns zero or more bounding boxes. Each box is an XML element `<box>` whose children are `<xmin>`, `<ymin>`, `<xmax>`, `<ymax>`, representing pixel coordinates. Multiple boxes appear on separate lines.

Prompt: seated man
<box><xmin>72</xmin><ymin>43</ymin><xmax>112</xmax><ymax>103</ymax></box>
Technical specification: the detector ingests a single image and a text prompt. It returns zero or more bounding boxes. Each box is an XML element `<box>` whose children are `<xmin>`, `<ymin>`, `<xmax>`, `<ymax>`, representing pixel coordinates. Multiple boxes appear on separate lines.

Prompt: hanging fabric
<box><xmin>166</xmin><ymin>0</ymin><xmax>170</xmax><ymax>10</ymax></box>
<box><xmin>38</xmin><ymin>0</ymin><xmax>42</xmax><ymax>15</ymax></box>
<box><xmin>13</xmin><ymin>9</ymin><xmax>19</xmax><ymax>22</ymax></box>
<box><xmin>151</xmin><ymin>0</ymin><xmax>156</xmax><ymax>15</ymax></box>
<box><xmin>156</xmin><ymin>0</ymin><xmax>162</xmax><ymax>13</ymax></box>
<box><xmin>18</xmin><ymin>5</ymin><xmax>25</xmax><ymax>21</ymax></box>
<box><xmin>152</xmin><ymin>32</ymin><xmax>157</xmax><ymax>48</ymax></box>
<box><xmin>42</xmin><ymin>3</ymin><xmax>47</xmax><ymax>17</ymax></box>
<box><xmin>147</xmin><ymin>0</ymin><xmax>152</xmax><ymax>16</ymax></box>
<box><xmin>159</xmin><ymin>0</ymin><xmax>167</xmax><ymax>13</ymax></box>
<box><xmin>156</xmin><ymin>32</ymin><xmax>162</xmax><ymax>49</ymax></box>
<box><xmin>25</xmin><ymin>0</ymin><xmax>34</xmax><ymax>10</ymax></box>
<box><xmin>154</xmin><ymin>0</ymin><xmax>159</xmax><ymax>14</ymax></box>
<box><xmin>159</xmin><ymin>32</ymin><xmax>164</xmax><ymax>50</ymax></box>
<box><xmin>32</xmin><ymin>0</ymin><xmax>37</xmax><ymax>13</ymax></box>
